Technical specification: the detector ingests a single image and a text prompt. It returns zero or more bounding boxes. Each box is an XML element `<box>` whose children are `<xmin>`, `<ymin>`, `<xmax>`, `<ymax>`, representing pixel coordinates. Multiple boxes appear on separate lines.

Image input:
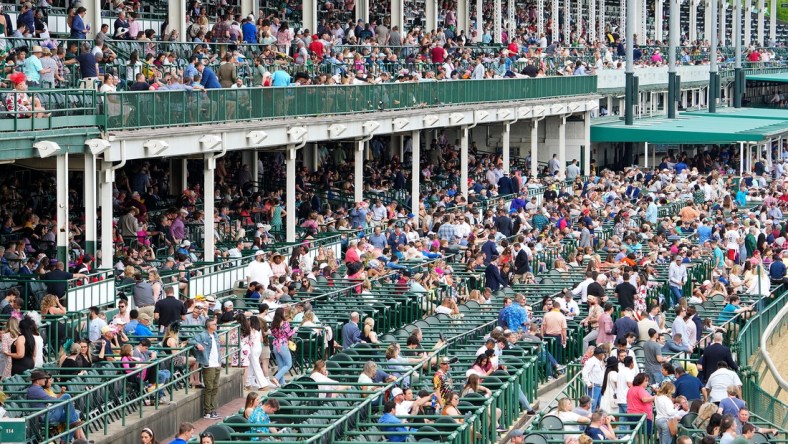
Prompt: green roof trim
<box><xmin>591</xmin><ymin>108</ymin><xmax>788</xmax><ymax>144</ymax></box>
<box><xmin>745</xmin><ymin>72</ymin><xmax>788</xmax><ymax>83</ymax></box>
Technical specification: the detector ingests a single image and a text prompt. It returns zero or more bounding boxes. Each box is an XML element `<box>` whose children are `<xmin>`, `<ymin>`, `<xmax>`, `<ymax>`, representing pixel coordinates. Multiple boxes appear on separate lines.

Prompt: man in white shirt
<box><xmin>703</xmin><ymin>361</ymin><xmax>742</xmax><ymax>403</ymax></box>
<box><xmin>189</xmin><ymin>319</ymin><xmax>222</xmax><ymax>419</ymax></box>
<box><xmin>571</xmin><ymin>271</ymin><xmax>595</xmax><ymax>303</ymax></box>
<box><xmin>617</xmin><ymin>355</ymin><xmax>637</xmax><ymax>416</ymax></box>
<box><xmin>582</xmin><ymin>347</ymin><xmax>606</xmax><ymax>411</ymax></box>
<box><xmin>246</xmin><ymin>250</ymin><xmax>273</xmax><ymax>289</ymax></box>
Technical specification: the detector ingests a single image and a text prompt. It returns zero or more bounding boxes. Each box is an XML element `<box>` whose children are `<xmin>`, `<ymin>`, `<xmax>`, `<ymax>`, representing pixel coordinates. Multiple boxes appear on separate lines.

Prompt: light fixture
<box><xmin>85</xmin><ymin>138</ymin><xmax>111</xmax><ymax>156</ymax></box>
<box><xmin>34</xmin><ymin>141</ymin><xmax>61</xmax><ymax>158</ymax></box>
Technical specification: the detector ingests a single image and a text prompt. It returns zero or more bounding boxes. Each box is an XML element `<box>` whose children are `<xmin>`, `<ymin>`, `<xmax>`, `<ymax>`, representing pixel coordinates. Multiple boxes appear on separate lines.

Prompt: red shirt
<box><xmin>430</xmin><ymin>46</ymin><xmax>446</xmax><ymax>63</ymax></box>
<box><xmin>626</xmin><ymin>385</ymin><xmax>653</xmax><ymax>420</ymax></box>
<box><xmin>748</xmin><ymin>52</ymin><xmax>761</xmax><ymax>62</ymax></box>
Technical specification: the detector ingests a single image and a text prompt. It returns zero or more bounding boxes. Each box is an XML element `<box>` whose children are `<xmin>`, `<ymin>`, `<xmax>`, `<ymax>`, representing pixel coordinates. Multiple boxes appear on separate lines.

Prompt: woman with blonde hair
<box><xmin>361</xmin><ymin>318</ymin><xmax>379</xmax><ymax>344</ymax></box>
<box><xmin>40</xmin><ymin>294</ymin><xmax>66</xmax><ymax>316</ymax></box>
<box><xmin>148</xmin><ymin>269</ymin><xmax>164</xmax><ymax>302</ymax></box>
<box><xmin>555</xmin><ymin>397</ymin><xmax>591</xmax><ymax>432</ymax></box>
<box><xmin>655</xmin><ymin>382</ymin><xmax>682</xmax><ymax>444</ymax></box>
<box><xmin>0</xmin><ymin>318</ymin><xmax>20</xmax><ymax>379</ymax></box>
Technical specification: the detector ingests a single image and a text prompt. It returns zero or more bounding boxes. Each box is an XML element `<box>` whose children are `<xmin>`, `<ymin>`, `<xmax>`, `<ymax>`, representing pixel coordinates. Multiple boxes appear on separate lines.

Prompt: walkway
<box><xmin>757</xmin><ymin>319</ymin><xmax>788</xmax><ymax>404</ymax></box>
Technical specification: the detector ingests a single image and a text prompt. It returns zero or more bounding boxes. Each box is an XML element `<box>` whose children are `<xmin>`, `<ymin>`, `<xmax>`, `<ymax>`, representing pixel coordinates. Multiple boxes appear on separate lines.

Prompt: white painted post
<box><xmin>558</xmin><ymin>115</ymin><xmax>567</xmax><ymax>177</ymax></box>
<box><xmin>168</xmin><ymin>0</ymin><xmax>188</xmax><ymax>42</ymax></box>
<box><xmin>411</xmin><ymin>131</ymin><xmax>421</xmax><ymax>227</ymax></box>
<box><xmin>286</xmin><ymin>146</ymin><xmax>297</xmax><ymax>242</ymax></box>
<box><xmin>84</xmin><ymin>153</ymin><xmax>97</xmax><ymax>258</ymax></box>
<box><xmin>203</xmin><ymin>153</ymin><xmax>215</xmax><ymax>262</ymax></box>
<box><xmin>531</xmin><ymin>118</ymin><xmax>541</xmax><ymax>177</ymax></box>
<box><xmin>461</xmin><ymin>127</ymin><xmax>470</xmax><ymax>198</ymax></box>
<box><xmin>503</xmin><ymin>123</ymin><xmax>511</xmax><ymax>174</ymax></box>
<box><xmin>99</xmin><ymin>161</ymin><xmax>114</xmax><ymax>270</ymax></box>
<box><xmin>56</xmin><ymin>153</ymin><xmax>69</xmax><ymax>267</ymax></box>
<box><xmin>355</xmin><ymin>139</ymin><xmax>364</xmax><ymax>203</ymax></box>
<box><xmin>584</xmin><ymin>111</ymin><xmax>592</xmax><ymax>175</ymax></box>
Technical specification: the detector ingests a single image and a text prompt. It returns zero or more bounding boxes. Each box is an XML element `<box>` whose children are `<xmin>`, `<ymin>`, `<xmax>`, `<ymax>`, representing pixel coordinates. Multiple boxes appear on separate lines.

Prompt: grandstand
<box><xmin>1</xmin><ymin>1</ymin><xmax>788</xmax><ymax>444</ymax></box>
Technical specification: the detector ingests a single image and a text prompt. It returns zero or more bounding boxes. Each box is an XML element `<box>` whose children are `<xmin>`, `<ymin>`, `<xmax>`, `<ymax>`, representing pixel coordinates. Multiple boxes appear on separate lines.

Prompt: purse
<box><xmin>668</xmin><ymin>418</ymin><xmax>679</xmax><ymax>436</ymax></box>
<box><xmin>288</xmin><ymin>340</ymin><xmax>297</xmax><ymax>352</ymax></box>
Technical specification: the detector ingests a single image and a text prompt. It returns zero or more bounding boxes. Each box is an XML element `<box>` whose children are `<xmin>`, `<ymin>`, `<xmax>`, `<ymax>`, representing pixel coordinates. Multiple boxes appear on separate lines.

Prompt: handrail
<box><xmin>759</xmin><ymin>294</ymin><xmax>788</xmax><ymax>392</ymax></box>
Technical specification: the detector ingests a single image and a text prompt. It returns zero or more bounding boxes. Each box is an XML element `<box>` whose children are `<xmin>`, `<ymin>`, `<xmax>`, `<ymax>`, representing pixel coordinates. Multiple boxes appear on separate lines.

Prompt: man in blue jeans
<box><xmin>26</xmin><ymin>369</ymin><xmax>87</xmax><ymax>441</ymax></box>
<box><xmin>133</xmin><ymin>338</ymin><xmax>172</xmax><ymax>403</ymax></box>
<box><xmin>668</xmin><ymin>254</ymin><xmax>687</xmax><ymax>308</ymax></box>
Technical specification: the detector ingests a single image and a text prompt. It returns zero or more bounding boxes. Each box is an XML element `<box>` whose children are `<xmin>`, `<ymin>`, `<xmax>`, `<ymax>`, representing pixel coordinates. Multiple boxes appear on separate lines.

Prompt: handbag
<box><xmin>288</xmin><ymin>340</ymin><xmax>297</xmax><ymax>352</ymax></box>
<box><xmin>668</xmin><ymin>418</ymin><xmax>679</xmax><ymax>436</ymax></box>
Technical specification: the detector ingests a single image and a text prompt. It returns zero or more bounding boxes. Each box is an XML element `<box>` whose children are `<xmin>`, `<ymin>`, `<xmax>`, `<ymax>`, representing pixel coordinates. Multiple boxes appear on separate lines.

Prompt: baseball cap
<box><xmin>391</xmin><ymin>387</ymin><xmax>404</xmax><ymax>397</ymax></box>
<box><xmin>510</xmin><ymin>430</ymin><xmax>524</xmax><ymax>438</ymax></box>
<box><xmin>223</xmin><ymin>301</ymin><xmax>234</xmax><ymax>308</ymax></box>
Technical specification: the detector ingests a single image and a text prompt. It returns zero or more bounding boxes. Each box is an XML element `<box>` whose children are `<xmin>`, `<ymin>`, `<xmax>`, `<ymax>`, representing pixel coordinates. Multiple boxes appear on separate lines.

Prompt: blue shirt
<box><xmin>378</xmin><ymin>412</ymin><xmax>409</xmax><ymax>442</ymax></box>
<box><xmin>673</xmin><ymin>373</ymin><xmax>704</xmax><ymax>401</ymax></box>
<box><xmin>247</xmin><ymin>406</ymin><xmax>271</xmax><ymax>441</ymax></box>
<box><xmin>735</xmin><ymin>190</ymin><xmax>748</xmax><ymax>207</ymax></box>
<box><xmin>200</xmin><ymin>67</ymin><xmax>221</xmax><ymax>89</ymax></box>
<box><xmin>169</xmin><ymin>439</ymin><xmax>188</xmax><ymax>444</ymax></box>
<box><xmin>697</xmin><ymin>225</ymin><xmax>712</xmax><ymax>244</ymax></box>
<box><xmin>271</xmin><ymin>70</ymin><xmax>291</xmax><ymax>86</ymax></box>
<box><xmin>242</xmin><ymin>22</ymin><xmax>258</xmax><ymax>43</ymax></box>
<box><xmin>718</xmin><ymin>303</ymin><xmax>739</xmax><ymax>324</ymax></box>
<box><xmin>133</xmin><ymin>323</ymin><xmax>154</xmax><ymax>337</ymax></box>
<box><xmin>769</xmin><ymin>260</ymin><xmax>786</xmax><ymax>280</ymax></box>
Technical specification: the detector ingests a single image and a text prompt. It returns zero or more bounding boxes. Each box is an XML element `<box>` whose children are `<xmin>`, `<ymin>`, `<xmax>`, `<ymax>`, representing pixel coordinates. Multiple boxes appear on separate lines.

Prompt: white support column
<box><xmin>656</xmin><ymin>0</ymin><xmax>664</xmax><ymax>41</ymax></box>
<box><xmin>744</xmin><ymin>0</ymin><xmax>752</xmax><ymax>46</ymax></box>
<box><xmin>583</xmin><ymin>112</ymin><xmax>592</xmax><ymax>175</ymax></box>
<box><xmin>180</xmin><ymin>158</ymin><xmax>188</xmax><ymax>191</ymax></box>
<box><xmin>460</xmin><ymin>127</ymin><xmax>470</xmax><ymax>198</ymax></box>
<box><xmin>355</xmin><ymin>139</ymin><xmax>365</xmax><ymax>203</ymax></box>
<box><xmin>411</xmin><ymin>131</ymin><xmax>421</xmax><ymax>227</ymax></box>
<box><xmin>356</xmin><ymin>0</ymin><xmax>369</xmax><ymax>24</ymax></box>
<box><xmin>241</xmin><ymin>0</ymin><xmax>255</xmax><ymax>18</ymax></box>
<box><xmin>770</xmin><ymin>0</ymin><xmax>777</xmax><ymax>45</ymax></box>
<box><xmin>531</xmin><ymin>118</ymin><xmax>542</xmax><ymax>177</ymax></box>
<box><xmin>494</xmin><ymin>0</ymin><xmax>502</xmax><ymax>43</ymax></box>
<box><xmin>508</xmin><ymin>0</ymin><xmax>516</xmax><ymax>41</ymax></box>
<box><xmin>644</xmin><ymin>142</ymin><xmax>649</xmax><ymax>168</ymax></box>
<box><xmin>302</xmin><ymin>0</ymin><xmax>318</xmax><ymax>34</ymax></box>
<box><xmin>311</xmin><ymin>144</ymin><xmax>320</xmax><ymax>171</ymax></box>
<box><xmin>576</xmin><ymin>0</ymin><xmax>583</xmax><ymax>41</ymax></box>
<box><xmin>538</xmin><ymin>0</ymin><xmax>546</xmax><ymax>37</ymax></box>
<box><xmin>690</xmin><ymin>0</ymin><xmax>698</xmax><ymax>42</ymax></box>
<box><xmin>740</xmin><ymin>142</ymin><xmax>745</xmax><ymax>175</ymax></box>
<box><xmin>426</xmin><ymin>0</ymin><xmax>438</xmax><ymax>30</ymax></box>
<box><xmin>391</xmin><ymin>0</ymin><xmax>405</xmax><ymax>33</ymax></box>
<box><xmin>84</xmin><ymin>153</ymin><xmax>97</xmax><ymax>258</ymax></box>
<box><xmin>558</xmin><ymin>115</ymin><xmax>568</xmax><ymax>177</ymax></box>
<box><xmin>83</xmin><ymin>0</ymin><xmax>103</xmax><ymax>40</ymax></box>
<box><xmin>502</xmin><ymin>123</ymin><xmax>512</xmax><ymax>174</ymax></box>
<box><xmin>641</xmin><ymin>0</ymin><xmax>648</xmax><ymax>41</ymax></box>
<box><xmin>56</xmin><ymin>153</ymin><xmax>69</xmax><ymax>267</ymax></box>
<box><xmin>399</xmin><ymin>135</ymin><xmax>405</xmax><ymax>161</ymax></box>
<box><xmin>457</xmin><ymin>0</ymin><xmax>469</xmax><ymax>33</ymax></box>
<box><xmin>757</xmin><ymin>0</ymin><xmax>765</xmax><ymax>45</ymax></box>
<box><xmin>720</xmin><ymin>1</ymin><xmax>727</xmax><ymax>46</ymax></box>
<box><xmin>552</xmin><ymin>0</ymin><xmax>559</xmax><ymax>43</ymax></box>
<box><xmin>99</xmin><ymin>161</ymin><xmax>114</xmax><ymax>270</ymax></box>
<box><xmin>477</xmin><ymin>0</ymin><xmax>484</xmax><ymax>39</ymax></box>
<box><xmin>203</xmin><ymin>153</ymin><xmax>216</xmax><ymax>262</ymax></box>
<box><xmin>286</xmin><ymin>146</ymin><xmax>297</xmax><ymax>242</ymax></box>
<box><xmin>620</xmin><ymin>0</ymin><xmax>627</xmax><ymax>43</ymax></box>
<box><xmin>704</xmin><ymin>0</ymin><xmax>711</xmax><ymax>41</ymax></box>
<box><xmin>251</xmin><ymin>151</ymin><xmax>259</xmax><ymax>191</ymax></box>
<box><xmin>564</xmin><ymin>0</ymin><xmax>571</xmax><ymax>43</ymax></box>
<box><xmin>596</xmin><ymin>0</ymin><xmax>603</xmax><ymax>43</ymax></box>
<box><xmin>168</xmin><ymin>0</ymin><xmax>188</xmax><ymax>42</ymax></box>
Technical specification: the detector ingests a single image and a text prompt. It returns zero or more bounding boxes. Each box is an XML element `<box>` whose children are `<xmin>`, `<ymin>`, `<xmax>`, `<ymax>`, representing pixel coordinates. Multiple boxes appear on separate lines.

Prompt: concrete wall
<box><xmin>92</xmin><ymin>369</ymin><xmax>244</xmax><ymax>444</ymax></box>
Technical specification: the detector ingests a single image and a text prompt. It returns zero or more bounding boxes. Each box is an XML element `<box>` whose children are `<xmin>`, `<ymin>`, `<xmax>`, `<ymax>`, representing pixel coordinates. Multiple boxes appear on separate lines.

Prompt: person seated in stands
<box><xmin>96</xmin><ymin>326</ymin><xmax>118</xmax><ymax>362</ymax></box>
<box><xmin>247</xmin><ymin>398</ymin><xmax>280</xmax><ymax>440</ymax></box>
<box><xmin>378</xmin><ymin>400</ymin><xmax>412</xmax><ymax>442</ymax></box>
<box><xmin>26</xmin><ymin>369</ymin><xmax>87</xmax><ymax>441</ymax></box>
<box><xmin>133</xmin><ymin>313</ymin><xmax>155</xmax><ymax>337</ymax></box>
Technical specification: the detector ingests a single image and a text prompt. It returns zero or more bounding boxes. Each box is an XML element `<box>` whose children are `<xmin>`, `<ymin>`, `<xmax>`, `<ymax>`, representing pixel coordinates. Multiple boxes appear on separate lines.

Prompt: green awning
<box><xmin>591</xmin><ymin>109</ymin><xmax>788</xmax><ymax>144</ymax></box>
<box><xmin>745</xmin><ymin>72</ymin><xmax>788</xmax><ymax>83</ymax></box>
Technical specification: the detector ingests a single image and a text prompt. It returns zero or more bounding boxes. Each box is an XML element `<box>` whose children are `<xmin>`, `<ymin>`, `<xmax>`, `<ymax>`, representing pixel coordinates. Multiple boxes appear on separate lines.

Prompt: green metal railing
<box><xmin>737</xmin><ymin>287</ymin><xmax>788</xmax><ymax>429</ymax></box>
<box><xmin>104</xmin><ymin>75</ymin><xmax>597</xmax><ymax>130</ymax></box>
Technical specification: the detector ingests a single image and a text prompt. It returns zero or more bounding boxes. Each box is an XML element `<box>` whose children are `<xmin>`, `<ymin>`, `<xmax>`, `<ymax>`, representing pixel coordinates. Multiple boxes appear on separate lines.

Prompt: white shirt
<box><xmin>310</xmin><ymin>371</ymin><xmax>339</xmax><ymax>397</ymax></box>
<box><xmin>557</xmin><ymin>411</ymin><xmax>584</xmax><ymax>432</ymax></box>
<box><xmin>247</xmin><ymin>259</ymin><xmax>274</xmax><ymax>288</ymax></box>
<box><xmin>705</xmin><ymin>368</ymin><xmax>742</xmax><ymax>402</ymax></box>
<box><xmin>725</xmin><ymin>230</ymin><xmax>741</xmax><ymax>251</ymax></box>
<box><xmin>208</xmin><ymin>334</ymin><xmax>221</xmax><ymax>368</ymax></box>
<box><xmin>395</xmin><ymin>400</ymin><xmax>415</xmax><ymax>417</ymax></box>
<box><xmin>88</xmin><ymin>317</ymin><xmax>107</xmax><ymax>342</ymax></box>
<box><xmin>571</xmin><ymin>278</ymin><xmax>594</xmax><ymax>303</ymax></box>
<box><xmin>582</xmin><ymin>356</ymin><xmax>605</xmax><ymax>386</ymax></box>
<box><xmin>655</xmin><ymin>395</ymin><xmax>681</xmax><ymax>420</ymax></box>
<box><xmin>616</xmin><ymin>365</ymin><xmax>637</xmax><ymax>404</ymax></box>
